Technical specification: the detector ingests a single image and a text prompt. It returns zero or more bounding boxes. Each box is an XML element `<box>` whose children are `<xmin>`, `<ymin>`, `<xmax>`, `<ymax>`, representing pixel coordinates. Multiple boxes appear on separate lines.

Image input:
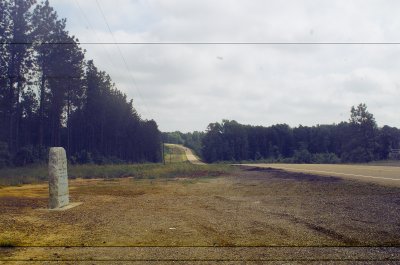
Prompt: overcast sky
<box><xmin>50</xmin><ymin>0</ymin><xmax>400</xmax><ymax>132</ymax></box>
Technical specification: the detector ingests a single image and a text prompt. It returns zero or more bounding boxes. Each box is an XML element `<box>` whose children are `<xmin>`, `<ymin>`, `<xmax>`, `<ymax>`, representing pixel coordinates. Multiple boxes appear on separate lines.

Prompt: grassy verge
<box><xmin>0</xmin><ymin>165</ymin><xmax>48</xmax><ymax>186</ymax></box>
<box><xmin>0</xmin><ymin>238</ymin><xmax>18</xmax><ymax>248</ymax></box>
<box><xmin>235</xmin><ymin>159</ymin><xmax>400</xmax><ymax>167</ymax></box>
<box><xmin>0</xmin><ymin>162</ymin><xmax>232</xmax><ymax>187</ymax></box>
<box><xmin>365</xmin><ymin>160</ymin><xmax>400</xmax><ymax>167</ymax></box>
<box><xmin>164</xmin><ymin>144</ymin><xmax>187</xmax><ymax>163</ymax></box>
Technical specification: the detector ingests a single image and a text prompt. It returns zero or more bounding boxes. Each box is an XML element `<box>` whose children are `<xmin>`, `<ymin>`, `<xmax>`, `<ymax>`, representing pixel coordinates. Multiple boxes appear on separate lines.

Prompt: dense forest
<box><xmin>0</xmin><ymin>0</ymin><xmax>161</xmax><ymax>168</ymax></box>
<box><xmin>3</xmin><ymin>2</ymin><xmax>398</xmax><ymax>168</ymax></box>
<box><xmin>202</xmin><ymin>104</ymin><xmax>400</xmax><ymax>163</ymax></box>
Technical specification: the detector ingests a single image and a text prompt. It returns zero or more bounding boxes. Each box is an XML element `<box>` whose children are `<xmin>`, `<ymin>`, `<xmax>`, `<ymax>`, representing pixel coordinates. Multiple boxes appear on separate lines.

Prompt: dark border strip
<box><xmin>2</xmin><ymin>245</ymin><xmax>400</xmax><ymax>248</ymax></box>
<box><xmin>1</xmin><ymin>259</ymin><xmax>400</xmax><ymax>262</ymax></box>
<box><xmin>3</xmin><ymin>42</ymin><xmax>400</xmax><ymax>45</ymax></box>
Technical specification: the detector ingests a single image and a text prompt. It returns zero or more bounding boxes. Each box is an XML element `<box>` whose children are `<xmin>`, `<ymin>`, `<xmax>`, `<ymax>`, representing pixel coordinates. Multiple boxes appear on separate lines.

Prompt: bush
<box><xmin>0</xmin><ymin>142</ymin><xmax>11</xmax><ymax>168</ymax></box>
<box><xmin>13</xmin><ymin>146</ymin><xmax>35</xmax><ymax>167</ymax></box>
<box><xmin>0</xmin><ymin>239</ymin><xmax>17</xmax><ymax>248</ymax></box>
<box><xmin>94</xmin><ymin>155</ymin><xmax>124</xmax><ymax>165</ymax></box>
<box><xmin>284</xmin><ymin>150</ymin><xmax>340</xmax><ymax>164</ymax></box>
<box><xmin>254</xmin><ymin>152</ymin><xmax>262</xmax><ymax>161</ymax></box>
<box><xmin>341</xmin><ymin>147</ymin><xmax>374</xmax><ymax>163</ymax></box>
<box><xmin>292</xmin><ymin>149</ymin><xmax>312</xmax><ymax>163</ymax></box>
<box><xmin>71</xmin><ymin>151</ymin><xmax>127</xmax><ymax>165</ymax></box>
<box><xmin>92</xmin><ymin>152</ymin><xmax>106</xmax><ymax>165</ymax></box>
<box><xmin>106</xmin><ymin>156</ymin><xmax>125</xmax><ymax>164</ymax></box>
<box><xmin>74</xmin><ymin>150</ymin><xmax>93</xmax><ymax>164</ymax></box>
<box><xmin>312</xmin><ymin>153</ymin><xmax>340</xmax><ymax>164</ymax></box>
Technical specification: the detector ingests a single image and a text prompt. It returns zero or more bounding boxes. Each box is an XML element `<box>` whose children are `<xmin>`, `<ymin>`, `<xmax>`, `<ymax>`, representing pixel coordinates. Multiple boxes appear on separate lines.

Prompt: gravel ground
<box><xmin>1</xmin><ymin>166</ymin><xmax>399</xmax><ymax>263</ymax></box>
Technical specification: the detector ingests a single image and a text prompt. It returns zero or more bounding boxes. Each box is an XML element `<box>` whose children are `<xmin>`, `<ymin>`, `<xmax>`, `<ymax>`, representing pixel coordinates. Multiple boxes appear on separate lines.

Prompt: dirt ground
<box><xmin>1</xmin><ymin>166</ymin><xmax>400</xmax><ymax>263</ymax></box>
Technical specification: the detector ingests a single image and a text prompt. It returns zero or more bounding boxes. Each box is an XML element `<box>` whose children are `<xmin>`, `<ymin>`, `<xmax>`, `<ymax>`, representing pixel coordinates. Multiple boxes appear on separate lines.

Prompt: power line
<box><xmin>72</xmin><ymin>0</ymin><xmax>118</xmax><ymax>70</ymax></box>
<box><xmin>94</xmin><ymin>0</ymin><xmax>150</xmax><ymax>118</ymax></box>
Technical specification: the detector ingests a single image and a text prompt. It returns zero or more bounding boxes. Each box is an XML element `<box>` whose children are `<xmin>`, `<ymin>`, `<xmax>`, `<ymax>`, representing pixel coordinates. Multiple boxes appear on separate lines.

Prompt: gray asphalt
<box><xmin>239</xmin><ymin>163</ymin><xmax>400</xmax><ymax>187</ymax></box>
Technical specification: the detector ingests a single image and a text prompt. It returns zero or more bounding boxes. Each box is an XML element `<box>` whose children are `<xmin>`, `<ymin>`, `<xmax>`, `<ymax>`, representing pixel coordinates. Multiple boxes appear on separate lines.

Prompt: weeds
<box><xmin>164</xmin><ymin>144</ymin><xmax>187</xmax><ymax>163</ymax></box>
<box><xmin>0</xmin><ymin>163</ymin><xmax>232</xmax><ymax>186</ymax></box>
<box><xmin>0</xmin><ymin>239</ymin><xmax>17</xmax><ymax>248</ymax></box>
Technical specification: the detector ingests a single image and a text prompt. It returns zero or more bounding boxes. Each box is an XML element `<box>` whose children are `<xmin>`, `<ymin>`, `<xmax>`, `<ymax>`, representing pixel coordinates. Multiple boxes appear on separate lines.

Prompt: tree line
<box><xmin>202</xmin><ymin>104</ymin><xmax>400</xmax><ymax>163</ymax></box>
<box><xmin>161</xmin><ymin>131</ymin><xmax>204</xmax><ymax>156</ymax></box>
<box><xmin>0</xmin><ymin>0</ymin><xmax>161</xmax><ymax>167</ymax></box>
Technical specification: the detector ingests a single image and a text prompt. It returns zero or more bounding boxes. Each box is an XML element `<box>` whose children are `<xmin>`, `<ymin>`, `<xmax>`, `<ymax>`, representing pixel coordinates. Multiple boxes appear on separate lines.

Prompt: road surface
<box><xmin>165</xmin><ymin>145</ymin><xmax>400</xmax><ymax>186</ymax></box>
<box><xmin>165</xmin><ymin>144</ymin><xmax>205</xmax><ymax>165</ymax></box>
<box><xmin>183</xmin><ymin>146</ymin><xmax>206</xmax><ymax>165</ymax></box>
<box><xmin>239</xmin><ymin>163</ymin><xmax>400</xmax><ymax>187</ymax></box>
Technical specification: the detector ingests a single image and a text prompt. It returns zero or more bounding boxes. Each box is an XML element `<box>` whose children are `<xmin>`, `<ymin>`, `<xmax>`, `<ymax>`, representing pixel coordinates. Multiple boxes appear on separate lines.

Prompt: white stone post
<box><xmin>48</xmin><ymin>147</ymin><xmax>69</xmax><ymax>209</ymax></box>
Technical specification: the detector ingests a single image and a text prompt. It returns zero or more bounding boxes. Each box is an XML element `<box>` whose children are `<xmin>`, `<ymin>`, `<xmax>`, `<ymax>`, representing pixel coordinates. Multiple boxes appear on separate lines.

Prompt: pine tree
<box><xmin>1</xmin><ymin>0</ymin><xmax>36</xmax><ymax>153</ymax></box>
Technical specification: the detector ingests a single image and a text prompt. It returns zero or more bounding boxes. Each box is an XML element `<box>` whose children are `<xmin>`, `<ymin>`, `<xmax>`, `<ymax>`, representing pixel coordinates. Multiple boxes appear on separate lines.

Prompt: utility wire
<box><xmin>72</xmin><ymin>0</ymin><xmax>118</xmax><ymax>70</ymax></box>
<box><xmin>94</xmin><ymin>0</ymin><xmax>150</xmax><ymax>118</ymax></box>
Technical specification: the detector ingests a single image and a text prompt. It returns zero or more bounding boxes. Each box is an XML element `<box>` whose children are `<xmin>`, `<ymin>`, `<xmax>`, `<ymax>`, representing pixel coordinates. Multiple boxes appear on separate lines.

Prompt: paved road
<box><xmin>240</xmin><ymin>163</ymin><xmax>400</xmax><ymax>187</ymax></box>
<box><xmin>165</xmin><ymin>145</ymin><xmax>400</xmax><ymax>186</ymax></box>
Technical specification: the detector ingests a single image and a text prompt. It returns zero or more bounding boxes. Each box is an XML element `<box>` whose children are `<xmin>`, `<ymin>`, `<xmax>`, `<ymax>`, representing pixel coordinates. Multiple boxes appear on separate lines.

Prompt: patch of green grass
<box><xmin>164</xmin><ymin>144</ymin><xmax>187</xmax><ymax>163</ymax></box>
<box><xmin>0</xmin><ymin>239</ymin><xmax>17</xmax><ymax>248</ymax></box>
<box><xmin>181</xmin><ymin>179</ymin><xmax>196</xmax><ymax>185</ymax></box>
<box><xmin>0</xmin><ymin>163</ymin><xmax>233</xmax><ymax>186</ymax></box>
<box><xmin>0</xmin><ymin>144</ymin><xmax>216</xmax><ymax>186</ymax></box>
<box><xmin>365</xmin><ymin>160</ymin><xmax>400</xmax><ymax>167</ymax></box>
<box><xmin>0</xmin><ymin>164</ymin><xmax>48</xmax><ymax>186</ymax></box>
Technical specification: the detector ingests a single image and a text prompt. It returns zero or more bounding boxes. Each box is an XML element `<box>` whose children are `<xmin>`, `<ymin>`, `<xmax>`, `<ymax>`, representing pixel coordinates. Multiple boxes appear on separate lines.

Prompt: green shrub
<box><xmin>254</xmin><ymin>152</ymin><xmax>262</xmax><ymax>161</ymax></box>
<box><xmin>341</xmin><ymin>147</ymin><xmax>374</xmax><ymax>163</ymax></box>
<box><xmin>0</xmin><ymin>142</ymin><xmax>11</xmax><ymax>169</ymax></box>
<box><xmin>13</xmin><ymin>146</ymin><xmax>35</xmax><ymax>167</ymax></box>
<box><xmin>0</xmin><ymin>238</ymin><xmax>17</xmax><ymax>248</ymax></box>
<box><xmin>74</xmin><ymin>150</ymin><xmax>93</xmax><ymax>164</ymax></box>
<box><xmin>312</xmin><ymin>153</ymin><xmax>340</xmax><ymax>164</ymax></box>
<box><xmin>292</xmin><ymin>149</ymin><xmax>312</xmax><ymax>163</ymax></box>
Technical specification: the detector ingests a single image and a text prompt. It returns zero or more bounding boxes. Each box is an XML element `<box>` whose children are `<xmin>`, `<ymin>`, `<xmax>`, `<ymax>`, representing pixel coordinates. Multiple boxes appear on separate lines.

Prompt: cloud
<box><xmin>50</xmin><ymin>0</ymin><xmax>400</xmax><ymax>131</ymax></box>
